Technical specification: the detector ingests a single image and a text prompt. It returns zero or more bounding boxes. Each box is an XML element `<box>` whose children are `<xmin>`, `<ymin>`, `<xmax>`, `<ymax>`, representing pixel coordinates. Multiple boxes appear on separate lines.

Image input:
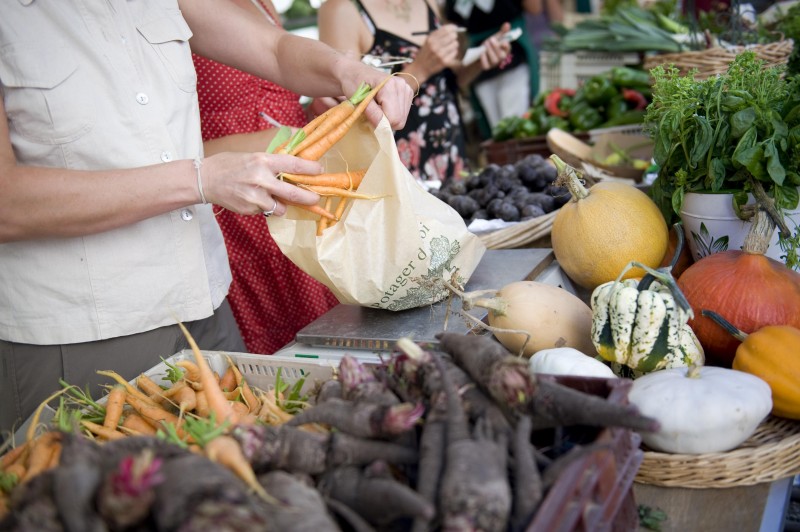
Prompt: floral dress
<box><xmin>192</xmin><ymin>1</ymin><xmax>339</xmax><ymax>355</ymax></box>
<box><xmin>353</xmin><ymin>0</ymin><xmax>467</xmax><ymax>183</ymax></box>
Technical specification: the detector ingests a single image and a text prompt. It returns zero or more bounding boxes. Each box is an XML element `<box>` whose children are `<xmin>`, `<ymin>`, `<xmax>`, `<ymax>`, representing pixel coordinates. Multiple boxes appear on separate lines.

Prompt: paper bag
<box><xmin>267</xmin><ymin>117</ymin><xmax>486</xmax><ymax>310</ymax></box>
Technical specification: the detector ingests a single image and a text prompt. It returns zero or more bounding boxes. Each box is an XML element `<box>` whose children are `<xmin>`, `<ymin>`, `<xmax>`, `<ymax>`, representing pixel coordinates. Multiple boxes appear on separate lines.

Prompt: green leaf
<box><xmin>688</xmin><ymin>115</ymin><xmax>712</xmax><ymax>165</ymax></box>
<box><xmin>764</xmin><ymin>140</ymin><xmax>786</xmax><ymax>186</ymax></box>
<box><xmin>708</xmin><ymin>158</ymin><xmax>727</xmax><ymax>191</ymax></box>
<box><xmin>730</xmin><ymin>107</ymin><xmax>756</xmax><ymax>138</ymax></box>
<box><xmin>671</xmin><ymin>186</ymin><xmax>685</xmax><ymax>217</ymax></box>
<box><xmin>732</xmin><ymin>126</ymin><xmax>757</xmax><ymax>168</ymax></box>
<box><xmin>776</xmin><ymin>184</ymin><xmax>800</xmax><ymax>210</ymax></box>
<box><xmin>266</xmin><ymin>126</ymin><xmax>293</xmax><ymax>154</ymax></box>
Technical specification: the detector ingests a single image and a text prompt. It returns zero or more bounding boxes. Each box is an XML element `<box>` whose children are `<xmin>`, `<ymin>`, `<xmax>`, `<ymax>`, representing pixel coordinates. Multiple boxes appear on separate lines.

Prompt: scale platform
<box><xmin>293</xmin><ymin>248</ymin><xmax>555</xmax><ymax>351</ymax></box>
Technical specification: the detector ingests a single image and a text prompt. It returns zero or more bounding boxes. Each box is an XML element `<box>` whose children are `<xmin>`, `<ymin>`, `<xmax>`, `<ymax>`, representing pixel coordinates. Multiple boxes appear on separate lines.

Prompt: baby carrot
<box><xmin>195</xmin><ymin>390</ymin><xmax>210</xmax><ymax>418</ymax></box>
<box><xmin>121</xmin><ymin>413</ymin><xmax>158</xmax><ymax>436</ymax></box>
<box><xmin>176</xmin><ymin>360</ymin><xmax>201</xmax><ymax>385</ymax></box>
<box><xmin>0</xmin><ymin>443</ymin><xmax>29</xmax><ymax>470</ymax></box>
<box><xmin>98</xmin><ymin>370</ymin><xmax>155</xmax><ymax>405</ymax></box>
<box><xmin>125</xmin><ymin>393</ymin><xmax>183</xmax><ymax>433</ymax></box>
<box><xmin>297</xmin><ymin>76</ymin><xmax>392</xmax><ymax>161</ymax></box>
<box><xmin>301</xmin><ymin>185</ymin><xmax>382</xmax><ymax>200</ymax></box>
<box><xmin>204</xmin><ymin>435</ymin><xmax>274</xmax><ymax>503</ymax></box>
<box><xmin>225</xmin><ymin>356</ymin><xmax>261</xmax><ymax>414</ymax></box>
<box><xmin>136</xmin><ymin>374</ymin><xmax>166</xmax><ymax>402</ymax></box>
<box><xmin>317</xmin><ymin>196</ymin><xmax>334</xmax><ymax>236</ymax></box>
<box><xmin>219</xmin><ymin>366</ymin><xmax>237</xmax><ymax>392</ymax></box>
<box><xmin>176</xmin><ymin>321</ymin><xmax>238</xmax><ymax>426</ymax></box>
<box><xmin>285</xmin><ymin>200</ymin><xmax>338</xmax><ymax>221</ymax></box>
<box><xmin>282</xmin><ymin>169</ymin><xmax>367</xmax><ymax>189</ymax></box>
<box><xmin>22</xmin><ymin>431</ymin><xmax>61</xmax><ymax>481</ymax></box>
<box><xmin>102</xmin><ymin>385</ymin><xmax>127</xmax><ymax>430</ymax></box>
<box><xmin>81</xmin><ymin>420</ymin><xmax>126</xmax><ymax>441</ymax></box>
<box><xmin>287</xmin><ymin>83</ymin><xmax>371</xmax><ymax>155</ymax></box>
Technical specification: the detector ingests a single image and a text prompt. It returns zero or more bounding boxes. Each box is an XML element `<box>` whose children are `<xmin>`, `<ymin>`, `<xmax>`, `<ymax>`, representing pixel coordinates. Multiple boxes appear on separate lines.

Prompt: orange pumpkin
<box><xmin>678</xmin><ymin>211</ymin><xmax>800</xmax><ymax>366</ymax></box>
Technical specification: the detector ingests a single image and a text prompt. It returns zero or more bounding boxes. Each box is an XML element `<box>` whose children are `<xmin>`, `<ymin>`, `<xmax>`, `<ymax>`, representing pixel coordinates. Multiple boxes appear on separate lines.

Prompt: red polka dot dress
<box><xmin>192</xmin><ymin>3</ymin><xmax>339</xmax><ymax>354</ymax></box>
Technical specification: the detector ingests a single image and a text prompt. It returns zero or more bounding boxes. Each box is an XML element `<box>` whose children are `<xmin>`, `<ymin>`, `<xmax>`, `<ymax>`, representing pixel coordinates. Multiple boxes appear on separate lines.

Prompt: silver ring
<box><xmin>263</xmin><ymin>199</ymin><xmax>278</xmax><ymax>218</ymax></box>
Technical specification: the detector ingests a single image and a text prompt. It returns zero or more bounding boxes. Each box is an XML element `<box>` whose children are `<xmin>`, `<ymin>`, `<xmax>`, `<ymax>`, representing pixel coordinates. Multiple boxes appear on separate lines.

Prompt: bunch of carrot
<box><xmin>271</xmin><ymin>76</ymin><xmax>393</xmax><ymax>236</ymax></box>
<box><xmin>0</xmin><ymin>324</ymin><xmax>317</xmax><ymax>510</ymax></box>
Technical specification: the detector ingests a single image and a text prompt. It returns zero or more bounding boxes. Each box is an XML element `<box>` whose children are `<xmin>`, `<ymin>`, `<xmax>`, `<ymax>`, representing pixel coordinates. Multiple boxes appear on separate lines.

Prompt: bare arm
<box><xmin>0</xmin><ymin>94</ymin><xmax>321</xmax><ymax>243</ymax></box>
<box><xmin>202</xmin><ymin>128</ymin><xmax>283</xmax><ymax>157</ymax></box>
<box><xmin>181</xmin><ymin>0</ymin><xmax>413</xmax><ymax>129</ymax></box>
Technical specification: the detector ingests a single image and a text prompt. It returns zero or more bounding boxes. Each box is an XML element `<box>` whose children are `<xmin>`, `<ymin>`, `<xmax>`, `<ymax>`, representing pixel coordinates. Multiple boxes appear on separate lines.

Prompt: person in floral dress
<box><xmin>193</xmin><ymin>0</ymin><xmax>340</xmax><ymax>355</ymax></box>
<box><xmin>317</xmin><ymin>0</ymin><xmax>512</xmax><ymax>185</ymax></box>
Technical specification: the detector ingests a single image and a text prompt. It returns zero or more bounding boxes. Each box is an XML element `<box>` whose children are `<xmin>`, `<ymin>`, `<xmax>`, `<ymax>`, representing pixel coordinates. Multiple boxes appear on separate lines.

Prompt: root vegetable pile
<box><xmin>0</xmin><ymin>335</ymin><xmax>657</xmax><ymax>531</ymax></box>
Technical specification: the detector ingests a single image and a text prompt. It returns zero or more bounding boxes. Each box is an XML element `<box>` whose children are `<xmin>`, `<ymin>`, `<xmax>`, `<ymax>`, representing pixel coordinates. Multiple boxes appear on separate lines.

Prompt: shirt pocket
<box><xmin>137</xmin><ymin>10</ymin><xmax>197</xmax><ymax>93</ymax></box>
<box><xmin>0</xmin><ymin>42</ymin><xmax>95</xmax><ymax>144</ymax></box>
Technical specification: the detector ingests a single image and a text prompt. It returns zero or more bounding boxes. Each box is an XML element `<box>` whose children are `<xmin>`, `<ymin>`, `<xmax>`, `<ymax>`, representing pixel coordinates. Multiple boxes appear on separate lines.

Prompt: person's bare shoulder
<box><xmin>317</xmin><ymin>0</ymin><xmax>368</xmax><ymax>50</ymax></box>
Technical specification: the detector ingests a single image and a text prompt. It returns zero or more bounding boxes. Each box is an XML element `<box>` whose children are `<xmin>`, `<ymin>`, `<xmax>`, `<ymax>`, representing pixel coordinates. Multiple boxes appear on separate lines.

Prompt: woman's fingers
<box><xmin>202</xmin><ymin>152</ymin><xmax>321</xmax><ymax>215</ymax></box>
<box><xmin>370</xmin><ymin>77</ymin><xmax>414</xmax><ymax>130</ymax></box>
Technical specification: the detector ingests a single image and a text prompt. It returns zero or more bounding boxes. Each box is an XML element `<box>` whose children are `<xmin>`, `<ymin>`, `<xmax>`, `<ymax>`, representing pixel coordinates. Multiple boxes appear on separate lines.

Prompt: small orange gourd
<box><xmin>549</xmin><ymin>155</ymin><xmax>668</xmax><ymax>291</ymax></box>
<box><xmin>703</xmin><ymin>309</ymin><xmax>800</xmax><ymax>420</ymax></box>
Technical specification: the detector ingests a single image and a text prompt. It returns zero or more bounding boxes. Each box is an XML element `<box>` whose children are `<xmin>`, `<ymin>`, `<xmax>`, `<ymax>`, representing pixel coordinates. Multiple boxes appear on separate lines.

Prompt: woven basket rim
<box><xmin>635</xmin><ymin>415</ymin><xmax>800</xmax><ymax>488</ymax></box>
<box><xmin>642</xmin><ymin>39</ymin><xmax>794</xmax><ymax>79</ymax></box>
<box><xmin>476</xmin><ymin>210</ymin><xmax>556</xmax><ymax>249</ymax></box>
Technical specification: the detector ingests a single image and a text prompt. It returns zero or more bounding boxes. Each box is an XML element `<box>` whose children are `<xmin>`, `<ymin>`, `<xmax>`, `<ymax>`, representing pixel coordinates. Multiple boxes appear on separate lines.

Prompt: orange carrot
<box><xmin>297</xmin><ymin>76</ymin><xmax>392</xmax><ymax>161</ymax></box>
<box><xmin>98</xmin><ymin>370</ymin><xmax>156</xmax><ymax>405</ymax></box>
<box><xmin>287</xmin><ymin>85</ymin><xmax>372</xmax><ymax>155</ymax></box>
<box><xmin>333</xmin><ymin>197</ymin><xmax>350</xmax><ymax>222</ymax></box>
<box><xmin>224</xmin><ymin>388</ymin><xmax>243</xmax><ymax>401</ymax></box>
<box><xmin>195</xmin><ymin>390</ymin><xmax>210</xmax><ymax>418</ymax></box>
<box><xmin>230</xmin><ymin>400</ymin><xmax>250</xmax><ymax>418</ymax></box>
<box><xmin>1</xmin><ymin>443</ymin><xmax>29</xmax><ymax>470</ymax></box>
<box><xmin>282</xmin><ymin>169</ymin><xmax>367</xmax><ymax>189</ymax></box>
<box><xmin>275</xmin><ymin>104</ymin><xmax>340</xmax><ymax>154</ymax></box>
<box><xmin>136</xmin><ymin>374</ymin><xmax>166</xmax><ymax>402</ymax></box>
<box><xmin>22</xmin><ymin>432</ymin><xmax>60</xmax><ymax>482</ymax></box>
<box><xmin>204</xmin><ymin>435</ymin><xmax>274</xmax><ymax>502</ymax></box>
<box><xmin>172</xmin><ymin>385</ymin><xmax>198</xmax><ymax>414</ymax></box>
<box><xmin>285</xmin><ymin>200</ymin><xmax>338</xmax><ymax>221</ymax></box>
<box><xmin>125</xmin><ymin>393</ymin><xmax>184</xmax><ymax>433</ymax></box>
<box><xmin>225</xmin><ymin>356</ymin><xmax>260</xmax><ymax>414</ymax></box>
<box><xmin>176</xmin><ymin>321</ymin><xmax>237</xmax><ymax>426</ymax></box>
<box><xmin>317</xmin><ymin>196</ymin><xmax>334</xmax><ymax>236</ymax></box>
<box><xmin>46</xmin><ymin>442</ymin><xmax>62</xmax><ymax>469</ymax></box>
<box><xmin>219</xmin><ymin>366</ymin><xmax>237</xmax><ymax>392</ymax></box>
<box><xmin>301</xmin><ymin>185</ymin><xmax>382</xmax><ymax>200</ymax></box>
<box><xmin>103</xmin><ymin>385</ymin><xmax>127</xmax><ymax>430</ymax></box>
<box><xmin>176</xmin><ymin>360</ymin><xmax>201</xmax><ymax>384</ymax></box>
<box><xmin>121</xmin><ymin>413</ymin><xmax>158</xmax><ymax>436</ymax></box>
<box><xmin>81</xmin><ymin>420</ymin><xmax>126</xmax><ymax>442</ymax></box>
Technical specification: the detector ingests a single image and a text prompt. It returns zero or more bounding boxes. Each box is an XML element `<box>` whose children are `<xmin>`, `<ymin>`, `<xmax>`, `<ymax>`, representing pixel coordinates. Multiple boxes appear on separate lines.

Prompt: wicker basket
<box><xmin>643</xmin><ymin>39</ymin><xmax>794</xmax><ymax>79</ymax></box>
<box><xmin>477</xmin><ymin>210</ymin><xmax>557</xmax><ymax>250</ymax></box>
<box><xmin>635</xmin><ymin>415</ymin><xmax>800</xmax><ymax>489</ymax></box>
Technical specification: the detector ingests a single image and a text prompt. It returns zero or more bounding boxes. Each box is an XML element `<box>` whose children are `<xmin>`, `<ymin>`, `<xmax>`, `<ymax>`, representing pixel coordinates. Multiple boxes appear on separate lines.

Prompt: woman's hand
<box><xmin>478</xmin><ymin>22</ymin><xmax>512</xmax><ymax>71</ymax></box>
<box><xmin>409</xmin><ymin>24</ymin><xmax>463</xmax><ymax>79</ymax></box>
<box><xmin>201</xmin><ymin>152</ymin><xmax>322</xmax><ymax>216</ymax></box>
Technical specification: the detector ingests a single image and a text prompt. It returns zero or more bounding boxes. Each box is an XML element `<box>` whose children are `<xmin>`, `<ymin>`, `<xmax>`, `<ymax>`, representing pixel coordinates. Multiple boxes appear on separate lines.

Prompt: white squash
<box><xmin>628</xmin><ymin>365</ymin><xmax>772</xmax><ymax>454</ymax></box>
<box><xmin>529</xmin><ymin>347</ymin><xmax>617</xmax><ymax>378</ymax></box>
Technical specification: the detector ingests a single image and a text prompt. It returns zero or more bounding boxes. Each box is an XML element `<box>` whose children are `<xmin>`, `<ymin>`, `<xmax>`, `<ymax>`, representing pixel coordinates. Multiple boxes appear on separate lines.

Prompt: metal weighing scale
<box><xmin>280</xmin><ymin>248</ymin><xmax>558</xmax><ymax>359</ymax></box>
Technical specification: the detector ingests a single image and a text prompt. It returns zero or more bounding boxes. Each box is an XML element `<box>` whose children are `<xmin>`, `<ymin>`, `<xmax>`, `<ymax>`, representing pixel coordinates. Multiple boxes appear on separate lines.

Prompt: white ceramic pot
<box><xmin>680</xmin><ymin>191</ymin><xmax>800</xmax><ymax>268</ymax></box>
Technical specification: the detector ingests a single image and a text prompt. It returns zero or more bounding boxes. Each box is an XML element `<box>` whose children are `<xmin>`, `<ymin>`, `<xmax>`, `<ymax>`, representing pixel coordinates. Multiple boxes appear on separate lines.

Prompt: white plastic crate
<box><xmin>12</xmin><ymin>351</ymin><xmax>344</xmax><ymax>443</ymax></box>
<box><xmin>539</xmin><ymin>50</ymin><xmax>642</xmax><ymax>93</ymax></box>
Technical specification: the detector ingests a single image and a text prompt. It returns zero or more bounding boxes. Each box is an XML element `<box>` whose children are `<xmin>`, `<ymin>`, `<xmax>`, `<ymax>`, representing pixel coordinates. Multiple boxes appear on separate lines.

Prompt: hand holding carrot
<box><xmin>198</xmin><ymin>152</ymin><xmax>322</xmax><ymax>216</ymax></box>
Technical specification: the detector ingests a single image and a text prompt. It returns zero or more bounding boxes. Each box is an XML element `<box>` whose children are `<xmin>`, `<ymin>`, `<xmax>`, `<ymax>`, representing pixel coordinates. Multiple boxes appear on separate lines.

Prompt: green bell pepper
<box><xmin>604</xmin><ymin>94</ymin><xmax>630</xmax><ymax>121</ymax></box>
<box><xmin>610</xmin><ymin>66</ymin><xmax>652</xmax><ymax>89</ymax></box>
<box><xmin>569</xmin><ymin>102</ymin><xmax>604</xmax><ymax>131</ymax></box>
<box><xmin>583</xmin><ymin>75</ymin><xmax>617</xmax><ymax>106</ymax></box>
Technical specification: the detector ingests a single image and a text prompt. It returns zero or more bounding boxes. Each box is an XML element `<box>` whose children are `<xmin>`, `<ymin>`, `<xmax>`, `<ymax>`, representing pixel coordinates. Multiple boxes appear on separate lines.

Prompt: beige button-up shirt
<box><xmin>0</xmin><ymin>0</ymin><xmax>231</xmax><ymax>344</ymax></box>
